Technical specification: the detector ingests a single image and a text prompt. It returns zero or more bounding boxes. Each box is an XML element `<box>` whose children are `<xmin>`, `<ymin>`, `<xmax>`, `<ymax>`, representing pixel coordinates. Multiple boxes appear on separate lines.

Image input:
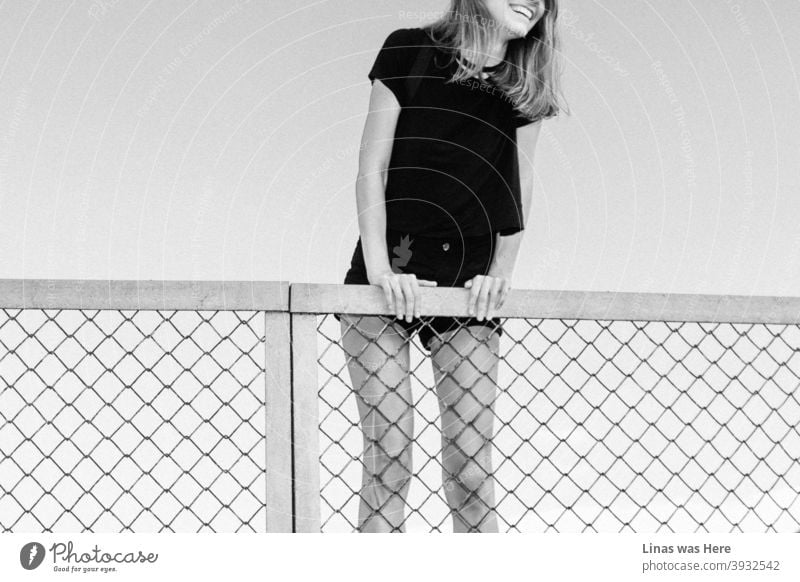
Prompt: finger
<box><xmin>418</xmin><ymin>279</ymin><xmax>438</xmax><ymax>286</ymax></box>
<box><xmin>496</xmin><ymin>282</ymin><xmax>510</xmax><ymax>310</ymax></box>
<box><xmin>485</xmin><ymin>278</ymin><xmax>499</xmax><ymax>319</ymax></box>
<box><xmin>411</xmin><ymin>278</ymin><xmax>422</xmax><ymax>319</ymax></box>
<box><xmin>464</xmin><ymin>279</ymin><xmax>473</xmax><ymax>289</ymax></box>
<box><xmin>468</xmin><ymin>275</ymin><xmax>483</xmax><ymax>317</ymax></box>
<box><xmin>487</xmin><ymin>277</ymin><xmax>504</xmax><ymax>319</ymax></box>
<box><xmin>399</xmin><ymin>276</ymin><xmax>415</xmax><ymax>322</ymax></box>
<box><xmin>389</xmin><ymin>278</ymin><xmax>403</xmax><ymax>318</ymax></box>
<box><xmin>381</xmin><ymin>279</ymin><xmax>394</xmax><ymax>312</ymax></box>
<box><xmin>476</xmin><ymin>277</ymin><xmax>492</xmax><ymax>321</ymax></box>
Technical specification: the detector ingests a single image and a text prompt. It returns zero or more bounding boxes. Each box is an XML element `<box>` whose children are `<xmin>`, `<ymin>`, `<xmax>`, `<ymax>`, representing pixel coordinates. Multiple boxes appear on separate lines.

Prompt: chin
<box><xmin>503</xmin><ymin>22</ymin><xmax>530</xmax><ymax>39</ymax></box>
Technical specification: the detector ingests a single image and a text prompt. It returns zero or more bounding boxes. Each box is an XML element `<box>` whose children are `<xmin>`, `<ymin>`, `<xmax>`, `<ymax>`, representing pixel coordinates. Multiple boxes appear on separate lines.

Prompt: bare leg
<box><xmin>340</xmin><ymin>315</ymin><xmax>414</xmax><ymax>532</ymax></box>
<box><xmin>429</xmin><ymin>325</ymin><xmax>500</xmax><ymax>533</ymax></box>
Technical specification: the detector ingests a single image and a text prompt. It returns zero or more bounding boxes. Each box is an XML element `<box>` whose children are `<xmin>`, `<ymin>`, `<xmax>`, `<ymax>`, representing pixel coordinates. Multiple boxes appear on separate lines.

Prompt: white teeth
<box><xmin>510</xmin><ymin>5</ymin><xmax>534</xmax><ymax>20</ymax></box>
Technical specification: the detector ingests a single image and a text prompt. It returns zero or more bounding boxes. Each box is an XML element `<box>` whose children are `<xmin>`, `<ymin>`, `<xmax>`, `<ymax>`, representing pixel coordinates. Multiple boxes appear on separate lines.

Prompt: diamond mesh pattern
<box><xmin>318</xmin><ymin>314</ymin><xmax>800</xmax><ymax>533</ymax></box>
<box><xmin>0</xmin><ymin>308</ymin><xmax>266</xmax><ymax>532</ymax></box>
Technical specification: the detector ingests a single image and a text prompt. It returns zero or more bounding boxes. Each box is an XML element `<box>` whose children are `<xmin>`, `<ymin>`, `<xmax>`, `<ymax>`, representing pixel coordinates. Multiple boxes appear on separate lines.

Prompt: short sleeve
<box><xmin>368</xmin><ymin>28</ymin><xmax>416</xmax><ymax>107</ymax></box>
<box><xmin>513</xmin><ymin>110</ymin><xmax>541</xmax><ymax>128</ymax></box>
<box><xmin>514</xmin><ymin>108</ymin><xmax>558</xmax><ymax>128</ymax></box>
<box><xmin>513</xmin><ymin>114</ymin><xmax>536</xmax><ymax>128</ymax></box>
<box><xmin>495</xmin><ymin>225</ymin><xmax>524</xmax><ymax>236</ymax></box>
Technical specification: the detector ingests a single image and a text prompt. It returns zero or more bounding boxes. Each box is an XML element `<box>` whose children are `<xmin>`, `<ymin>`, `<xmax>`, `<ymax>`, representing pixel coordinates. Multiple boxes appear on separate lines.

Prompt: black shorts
<box><xmin>334</xmin><ymin>228</ymin><xmax>504</xmax><ymax>352</ymax></box>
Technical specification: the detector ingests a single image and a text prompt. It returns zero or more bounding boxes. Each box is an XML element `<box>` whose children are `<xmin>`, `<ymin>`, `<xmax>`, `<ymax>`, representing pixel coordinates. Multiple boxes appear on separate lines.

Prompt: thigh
<box><xmin>340</xmin><ymin>315</ymin><xmax>414</xmax><ymax>441</ymax></box>
<box><xmin>429</xmin><ymin>325</ymin><xmax>500</xmax><ymax>456</ymax></box>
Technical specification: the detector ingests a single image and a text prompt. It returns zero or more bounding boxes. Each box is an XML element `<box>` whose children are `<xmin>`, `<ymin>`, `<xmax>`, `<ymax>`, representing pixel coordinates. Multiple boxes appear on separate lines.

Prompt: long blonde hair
<box><xmin>427</xmin><ymin>0</ymin><xmax>568</xmax><ymax>123</ymax></box>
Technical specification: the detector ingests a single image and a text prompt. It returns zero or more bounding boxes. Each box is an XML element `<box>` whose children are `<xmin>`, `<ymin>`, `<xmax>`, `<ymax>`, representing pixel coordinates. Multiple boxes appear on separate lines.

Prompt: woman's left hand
<box><xmin>464</xmin><ymin>271</ymin><xmax>512</xmax><ymax>321</ymax></box>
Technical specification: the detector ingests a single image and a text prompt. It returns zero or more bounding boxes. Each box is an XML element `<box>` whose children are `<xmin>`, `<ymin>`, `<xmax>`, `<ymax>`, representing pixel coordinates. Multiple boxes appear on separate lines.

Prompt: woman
<box><xmin>335</xmin><ymin>0</ymin><xmax>567</xmax><ymax>532</ymax></box>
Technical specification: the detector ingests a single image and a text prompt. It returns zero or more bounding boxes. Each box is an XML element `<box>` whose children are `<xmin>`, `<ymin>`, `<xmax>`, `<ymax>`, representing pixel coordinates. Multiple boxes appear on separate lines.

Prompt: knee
<box><xmin>371</xmin><ymin>451</ymin><xmax>413</xmax><ymax>493</ymax></box>
<box><xmin>444</xmin><ymin>455</ymin><xmax>491</xmax><ymax>498</ymax></box>
<box><xmin>368</xmin><ymin>435</ymin><xmax>413</xmax><ymax>478</ymax></box>
<box><xmin>378</xmin><ymin>438</ymin><xmax>412</xmax><ymax>468</ymax></box>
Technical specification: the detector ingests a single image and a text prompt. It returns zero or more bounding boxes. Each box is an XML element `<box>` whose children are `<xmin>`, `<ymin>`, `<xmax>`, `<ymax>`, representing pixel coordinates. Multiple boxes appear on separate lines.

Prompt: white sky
<box><xmin>0</xmin><ymin>0</ymin><xmax>798</xmax><ymax>296</ymax></box>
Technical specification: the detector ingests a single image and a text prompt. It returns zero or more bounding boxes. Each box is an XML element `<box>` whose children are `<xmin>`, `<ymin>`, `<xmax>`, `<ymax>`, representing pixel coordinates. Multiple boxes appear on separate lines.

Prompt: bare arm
<box><xmin>469</xmin><ymin>119</ymin><xmax>542</xmax><ymax>320</ymax></box>
<box><xmin>355</xmin><ymin>78</ymin><xmax>438</xmax><ymax>320</ymax></box>
<box><xmin>356</xmin><ymin>79</ymin><xmax>401</xmax><ymax>279</ymax></box>
<box><xmin>488</xmin><ymin>120</ymin><xmax>543</xmax><ymax>281</ymax></box>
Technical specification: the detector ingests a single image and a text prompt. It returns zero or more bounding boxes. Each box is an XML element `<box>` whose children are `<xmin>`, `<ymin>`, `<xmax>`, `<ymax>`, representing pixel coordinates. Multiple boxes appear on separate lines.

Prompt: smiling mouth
<box><xmin>510</xmin><ymin>4</ymin><xmax>535</xmax><ymax>21</ymax></box>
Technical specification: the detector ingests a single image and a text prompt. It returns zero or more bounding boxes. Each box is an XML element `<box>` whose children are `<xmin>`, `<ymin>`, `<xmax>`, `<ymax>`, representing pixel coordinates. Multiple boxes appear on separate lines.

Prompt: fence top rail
<box><xmin>3</xmin><ymin>280</ymin><xmax>800</xmax><ymax>324</ymax></box>
<box><xmin>291</xmin><ymin>283</ymin><xmax>800</xmax><ymax>325</ymax></box>
<box><xmin>0</xmin><ymin>279</ymin><xmax>289</xmax><ymax>311</ymax></box>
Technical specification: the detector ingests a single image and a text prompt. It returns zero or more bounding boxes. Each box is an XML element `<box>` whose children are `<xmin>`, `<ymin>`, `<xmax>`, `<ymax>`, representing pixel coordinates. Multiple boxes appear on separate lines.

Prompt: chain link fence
<box><xmin>0</xmin><ymin>308</ymin><xmax>265</xmax><ymax>532</ymax></box>
<box><xmin>309</xmin><ymin>288</ymin><xmax>800</xmax><ymax>533</ymax></box>
<box><xmin>0</xmin><ymin>280</ymin><xmax>291</xmax><ymax>533</ymax></box>
<box><xmin>2</xmin><ymin>281</ymin><xmax>799</xmax><ymax>533</ymax></box>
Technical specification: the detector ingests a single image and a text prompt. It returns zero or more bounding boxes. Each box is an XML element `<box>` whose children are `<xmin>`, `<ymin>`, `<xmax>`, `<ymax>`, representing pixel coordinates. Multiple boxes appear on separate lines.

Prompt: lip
<box><xmin>509</xmin><ymin>3</ymin><xmax>535</xmax><ymax>21</ymax></box>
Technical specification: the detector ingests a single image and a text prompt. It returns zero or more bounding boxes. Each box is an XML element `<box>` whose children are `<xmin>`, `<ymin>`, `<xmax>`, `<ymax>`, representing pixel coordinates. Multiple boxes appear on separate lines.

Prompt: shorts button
<box><xmin>442</xmin><ymin>242</ymin><xmax>450</xmax><ymax>251</ymax></box>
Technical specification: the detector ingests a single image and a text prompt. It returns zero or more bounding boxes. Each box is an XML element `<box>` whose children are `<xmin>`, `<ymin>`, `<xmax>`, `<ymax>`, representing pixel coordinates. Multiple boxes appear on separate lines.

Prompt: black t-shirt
<box><xmin>368</xmin><ymin>27</ymin><xmax>537</xmax><ymax>239</ymax></box>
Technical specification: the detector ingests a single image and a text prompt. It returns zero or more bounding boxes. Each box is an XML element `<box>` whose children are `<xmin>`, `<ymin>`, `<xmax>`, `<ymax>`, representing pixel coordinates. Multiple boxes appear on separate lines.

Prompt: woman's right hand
<box><xmin>368</xmin><ymin>269</ymin><xmax>438</xmax><ymax>322</ymax></box>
